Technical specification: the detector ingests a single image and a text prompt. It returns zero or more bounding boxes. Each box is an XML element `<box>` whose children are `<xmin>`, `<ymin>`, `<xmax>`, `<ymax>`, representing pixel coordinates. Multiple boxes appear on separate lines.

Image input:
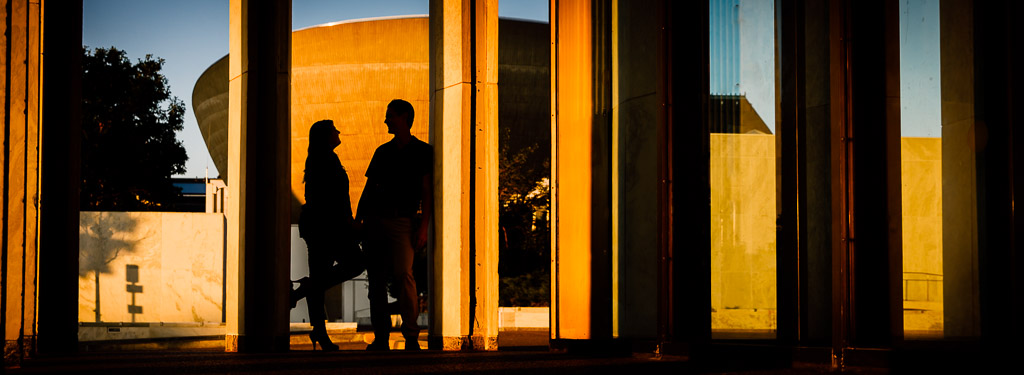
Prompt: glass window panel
<box><xmin>709</xmin><ymin>0</ymin><xmax>777</xmax><ymax>339</ymax></box>
<box><xmin>900</xmin><ymin>0</ymin><xmax>980</xmax><ymax>340</ymax></box>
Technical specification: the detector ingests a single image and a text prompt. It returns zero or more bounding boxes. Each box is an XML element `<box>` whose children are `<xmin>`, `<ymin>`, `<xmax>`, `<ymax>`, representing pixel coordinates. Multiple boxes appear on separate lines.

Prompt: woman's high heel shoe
<box><xmin>310</xmin><ymin>328</ymin><xmax>339</xmax><ymax>351</ymax></box>
<box><xmin>290</xmin><ymin>277</ymin><xmax>310</xmax><ymax>309</ymax></box>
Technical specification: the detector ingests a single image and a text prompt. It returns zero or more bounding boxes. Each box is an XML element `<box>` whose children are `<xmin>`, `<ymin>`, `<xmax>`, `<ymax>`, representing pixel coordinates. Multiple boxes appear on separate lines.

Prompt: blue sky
<box><xmin>709</xmin><ymin>0</ymin><xmax>939</xmax><ymax>137</ymax></box>
<box><xmin>900</xmin><ymin>0</ymin><xmax>940</xmax><ymax>138</ymax></box>
<box><xmin>83</xmin><ymin>0</ymin><xmax>548</xmax><ymax>178</ymax></box>
<box><xmin>709</xmin><ymin>0</ymin><xmax>775</xmax><ymax>133</ymax></box>
<box><xmin>84</xmin><ymin>0</ymin><xmax>937</xmax><ymax>178</ymax></box>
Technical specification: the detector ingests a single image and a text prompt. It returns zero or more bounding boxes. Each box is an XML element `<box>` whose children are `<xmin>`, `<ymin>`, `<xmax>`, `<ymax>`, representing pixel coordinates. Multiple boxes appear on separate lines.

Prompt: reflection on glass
<box><xmin>900</xmin><ymin>0</ymin><xmax>980</xmax><ymax>340</ymax></box>
<box><xmin>709</xmin><ymin>0</ymin><xmax>777</xmax><ymax>338</ymax></box>
<box><xmin>900</xmin><ymin>0</ymin><xmax>943</xmax><ymax>339</ymax></box>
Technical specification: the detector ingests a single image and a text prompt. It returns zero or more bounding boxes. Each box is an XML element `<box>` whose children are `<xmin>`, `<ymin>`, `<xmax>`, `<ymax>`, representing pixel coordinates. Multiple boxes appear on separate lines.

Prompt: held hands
<box><xmin>414</xmin><ymin>222</ymin><xmax>429</xmax><ymax>251</ymax></box>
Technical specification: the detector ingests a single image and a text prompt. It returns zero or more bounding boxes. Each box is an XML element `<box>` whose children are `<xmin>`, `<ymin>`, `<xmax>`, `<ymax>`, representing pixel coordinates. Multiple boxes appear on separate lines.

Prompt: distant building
<box><xmin>192</xmin><ymin>16</ymin><xmax>550</xmax><ymax>224</ymax></box>
<box><xmin>708</xmin><ymin>94</ymin><xmax>772</xmax><ymax>134</ymax></box>
<box><xmin>167</xmin><ymin>177</ymin><xmax>207</xmax><ymax>212</ymax></box>
<box><xmin>205</xmin><ymin>178</ymin><xmax>227</xmax><ymax>214</ymax></box>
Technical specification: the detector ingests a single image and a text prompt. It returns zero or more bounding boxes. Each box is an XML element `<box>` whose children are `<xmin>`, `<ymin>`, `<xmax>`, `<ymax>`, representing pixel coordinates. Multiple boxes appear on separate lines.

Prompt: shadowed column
<box><xmin>776</xmin><ymin>0</ymin><xmax>834</xmax><ymax>346</ymax></box>
<box><xmin>939</xmin><ymin>0</ymin><xmax>980</xmax><ymax>340</ymax></box>
<box><xmin>225</xmin><ymin>0</ymin><xmax>292</xmax><ymax>352</ymax></box>
<box><xmin>35</xmin><ymin>0</ymin><xmax>82</xmax><ymax>356</ymax></box>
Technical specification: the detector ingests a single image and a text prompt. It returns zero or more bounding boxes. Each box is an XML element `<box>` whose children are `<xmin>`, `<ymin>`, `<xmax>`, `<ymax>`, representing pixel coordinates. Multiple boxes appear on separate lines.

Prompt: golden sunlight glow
<box><xmin>900</xmin><ymin>137</ymin><xmax>943</xmax><ymax>336</ymax></box>
<box><xmin>552</xmin><ymin>0</ymin><xmax>593</xmax><ymax>340</ymax></box>
<box><xmin>710</xmin><ymin>133</ymin><xmax>777</xmax><ymax>334</ymax></box>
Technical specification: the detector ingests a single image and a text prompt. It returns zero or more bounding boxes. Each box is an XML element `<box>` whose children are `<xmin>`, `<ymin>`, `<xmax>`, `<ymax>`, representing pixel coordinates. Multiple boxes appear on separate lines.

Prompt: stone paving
<box><xmin>5</xmin><ymin>330</ymin><xmax>898</xmax><ymax>374</ymax></box>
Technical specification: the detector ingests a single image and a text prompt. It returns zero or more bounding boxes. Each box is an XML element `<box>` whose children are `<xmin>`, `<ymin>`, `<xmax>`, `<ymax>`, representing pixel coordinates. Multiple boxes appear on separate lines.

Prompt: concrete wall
<box><xmin>710</xmin><ymin>133</ymin><xmax>777</xmax><ymax>331</ymax></box>
<box><xmin>708</xmin><ymin>135</ymin><xmax>945</xmax><ymax>333</ymax></box>
<box><xmin>78</xmin><ymin>212</ymin><xmax>225</xmax><ymax>323</ymax></box>
<box><xmin>76</xmin><ymin>215</ymin><xmax>375</xmax><ymax>326</ymax></box>
<box><xmin>901</xmin><ymin>137</ymin><xmax>943</xmax><ymax>333</ymax></box>
<box><xmin>498</xmin><ymin>307</ymin><xmax>549</xmax><ymax>330</ymax></box>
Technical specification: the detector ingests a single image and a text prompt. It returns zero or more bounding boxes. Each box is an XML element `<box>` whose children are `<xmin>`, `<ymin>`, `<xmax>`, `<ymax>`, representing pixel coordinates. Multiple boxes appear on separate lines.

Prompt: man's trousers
<box><xmin>365</xmin><ymin>217</ymin><xmax>420</xmax><ymax>343</ymax></box>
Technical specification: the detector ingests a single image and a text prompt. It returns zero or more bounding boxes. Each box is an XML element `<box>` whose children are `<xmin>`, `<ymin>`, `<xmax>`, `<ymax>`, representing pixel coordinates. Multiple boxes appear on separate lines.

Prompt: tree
<box><xmin>80</xmin><ymin>47</ymin><xmax>188</xmax><ymax>211</ymax></box>
<box><xmin>498</xmin><ymin>124</ymin><xmax>551</xmax><ymax>306</ymax></box>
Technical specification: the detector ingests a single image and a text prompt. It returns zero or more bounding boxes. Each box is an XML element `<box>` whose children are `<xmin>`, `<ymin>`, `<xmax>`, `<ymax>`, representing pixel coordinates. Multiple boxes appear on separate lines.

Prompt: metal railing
<box><xmin>902</xmin><ymin>271</ymin><xmax>942</xmax><ymax>302</ymax></box>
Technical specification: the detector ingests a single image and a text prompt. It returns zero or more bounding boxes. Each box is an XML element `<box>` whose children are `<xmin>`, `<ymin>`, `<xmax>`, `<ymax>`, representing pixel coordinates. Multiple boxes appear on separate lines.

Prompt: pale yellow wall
<box><xmin>710</xmin><ymin>133</ymin><xmax>777</xmax><ymax>331</ymax></box>
<box><xmin>78</xmin><ymin>212</ymin><xmax>224</xmax><ymax>323</ymax></box>
<box><xmin>708</xmin><ymin>135</ymin><xmax>944</xmax><ymax>333</ymax></box>
<box><xmin>901</xmin><ymin>137</ymin><xmax>943</xmax><ymax>332</ymax></box>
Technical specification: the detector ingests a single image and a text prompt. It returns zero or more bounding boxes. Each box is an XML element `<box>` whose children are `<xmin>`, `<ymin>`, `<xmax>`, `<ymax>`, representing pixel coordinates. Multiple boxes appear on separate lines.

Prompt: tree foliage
<box><xmin>498</xmin><ymin>124</ymin><xmax>551</xmax><ymax>306</ymax></box>
<box><xmin>81</xmin><ymin>47</ymin><xmax>188</xmax><ymax>211</ymax></box>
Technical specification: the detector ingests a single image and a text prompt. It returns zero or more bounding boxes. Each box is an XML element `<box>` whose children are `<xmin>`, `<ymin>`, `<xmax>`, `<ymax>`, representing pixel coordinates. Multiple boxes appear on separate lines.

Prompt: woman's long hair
<box><xmin>304</xmin><ymin>119</ymin><xmax>337</xmax><ymax>183</ymax></box>
<box><xmin>307</xmin><ymin>119</ymin><xmax>336</xmax><ymax>153</ymax></box>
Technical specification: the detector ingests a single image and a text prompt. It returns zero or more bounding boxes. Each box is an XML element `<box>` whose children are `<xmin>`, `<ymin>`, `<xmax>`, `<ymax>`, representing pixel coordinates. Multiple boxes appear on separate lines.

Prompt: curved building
<box><xmin>193</xmin><ymin>16</ymin><xmax>550</xmax><ymax>223</ymax></box>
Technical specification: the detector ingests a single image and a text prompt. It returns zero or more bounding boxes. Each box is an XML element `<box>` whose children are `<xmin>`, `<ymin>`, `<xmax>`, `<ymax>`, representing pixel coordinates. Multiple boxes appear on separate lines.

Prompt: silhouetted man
<box><xmin>356</xmin><ymin>99</ymin><xmax>433</xmax><ymax>351</ymax></box>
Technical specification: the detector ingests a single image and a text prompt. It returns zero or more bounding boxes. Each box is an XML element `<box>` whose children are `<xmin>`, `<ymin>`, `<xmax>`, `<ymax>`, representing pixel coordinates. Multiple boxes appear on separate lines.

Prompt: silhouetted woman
<box><xmin>292</xmin><ymin>119</ymin><xmax>364</xmax><ymax>351</ymax></box>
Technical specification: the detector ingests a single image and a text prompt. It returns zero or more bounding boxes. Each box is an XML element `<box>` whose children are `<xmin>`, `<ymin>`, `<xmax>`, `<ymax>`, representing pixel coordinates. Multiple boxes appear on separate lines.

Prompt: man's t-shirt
<box><xmin>363</xmin><ymin>136</ymin><xmax>433</xmax><ymax>218</ymax></box>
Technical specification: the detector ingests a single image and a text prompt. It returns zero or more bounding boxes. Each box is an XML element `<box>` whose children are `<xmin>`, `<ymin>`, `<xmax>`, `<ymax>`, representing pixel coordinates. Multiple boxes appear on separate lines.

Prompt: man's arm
<box><xmin>357</xmin><ymin>148</ymin><xmax>380</xmax><ymax>230</ymax></box>
<box><xmin>354</xmin><ymin>177</ymin><xmax>372</xmax><ymax>231</ymax></box>
<box><xmin>415</xmin><ymin>171</ymin><xmax>433</xmax><ymax>250</ymax></box>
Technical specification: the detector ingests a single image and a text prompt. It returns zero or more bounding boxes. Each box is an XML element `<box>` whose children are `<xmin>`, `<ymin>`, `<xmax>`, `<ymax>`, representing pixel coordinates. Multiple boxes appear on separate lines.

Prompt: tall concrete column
<box><xmin>800</xmin><ymin>0</ymin><xmax>833</xmax><ymax>345</ymax></box>
<box><xmin>831</xmin><ymin>0</ymin><xmax>902</xmax><ymax>350</ymax></box>
<box><xmin>471</xmin><ymin>0</ymin><xmax>500</xmax><ymax>351</ymax></box>
<box><xmin>3</xmin><ymin>0</ymin><xmax>43</xmax><ymax>364</ymax></box>
<box><xmin>668</xmin><ymin>0</ymin><xmax>711</xmax><ymax>348</ymax></box>
<box><xmin>971</xmin><ymin>0</ymin><xmax>1024</xmax><ymax>358</ymax></box>
<box><xmin>428</xmin><ymin>0</ymin><xmax>499</xmax><ymax>351</ymax></box>
<box><xmin>225</xmin><ymin>0</ymin><xmax>292</xmax><ymax>352</ymax></box>
<box><xmin>613</xmin><ymin>0</ymin><xmax>665</xmax><ymax>340</ymax></box>
<box><xmin>777</xmin><ymin>0</ymin><xmax>833</xmax><ymax>345</ymax></box>
<box><xmin>35</xmin><ymin>0</ymin><xmax>82</xmax><ymax>356</ymax></box>
<box><xmin>550</xmin><ymin>0</ymin><xmax>592</xmax><ymax>341</ymax></box>
<box><xmin>939</xmin><ymin>0</ymin><xmax>980</xmax><ymax>339</ymax></box>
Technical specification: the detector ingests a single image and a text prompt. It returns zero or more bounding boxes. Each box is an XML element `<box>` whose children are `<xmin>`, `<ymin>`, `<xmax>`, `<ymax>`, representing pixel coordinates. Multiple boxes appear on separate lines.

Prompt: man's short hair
<box><xmin>388</xmin><ymin>99</ymin><xmax>415</xmax><ymax>127</ymax></box>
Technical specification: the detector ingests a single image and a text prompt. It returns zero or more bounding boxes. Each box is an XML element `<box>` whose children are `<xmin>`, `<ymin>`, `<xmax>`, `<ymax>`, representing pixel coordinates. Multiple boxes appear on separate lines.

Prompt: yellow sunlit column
<box><xmin>429</xmin><ymin>0</ymin><xmax>470</xmax><ymax>350</ymax></box>
<box><xmin>3</xmin><ymin>0</ymin><xmax>44</xmax><ymax>363</ymax></box>
<box><xmin>472</xmin><ymin>0</ymin><xmax>500</xmax><ymax>351</ymax></box>
<box><xmin>225</xmin><ymin>0</ymin><xmax>246</xmax><ymax>351</ymax></box>
<box><xmin>551</xmin><ymin>0</ymin><xmax>592</xmax><ymax>341</ymax></box>
<box><xmin>428</xmin><ymin>0</ymin><xmax>499</xmax><ymax>350</ymax></box>
<box><xmin>5</xmin><ymin>0</ymin><xmax>30</xmax><ymax>359</ymax></box>
<box><xmin>24</xmin><ymin>0</ymin><xmax>41</xmax><ymax>352</ymax></box>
